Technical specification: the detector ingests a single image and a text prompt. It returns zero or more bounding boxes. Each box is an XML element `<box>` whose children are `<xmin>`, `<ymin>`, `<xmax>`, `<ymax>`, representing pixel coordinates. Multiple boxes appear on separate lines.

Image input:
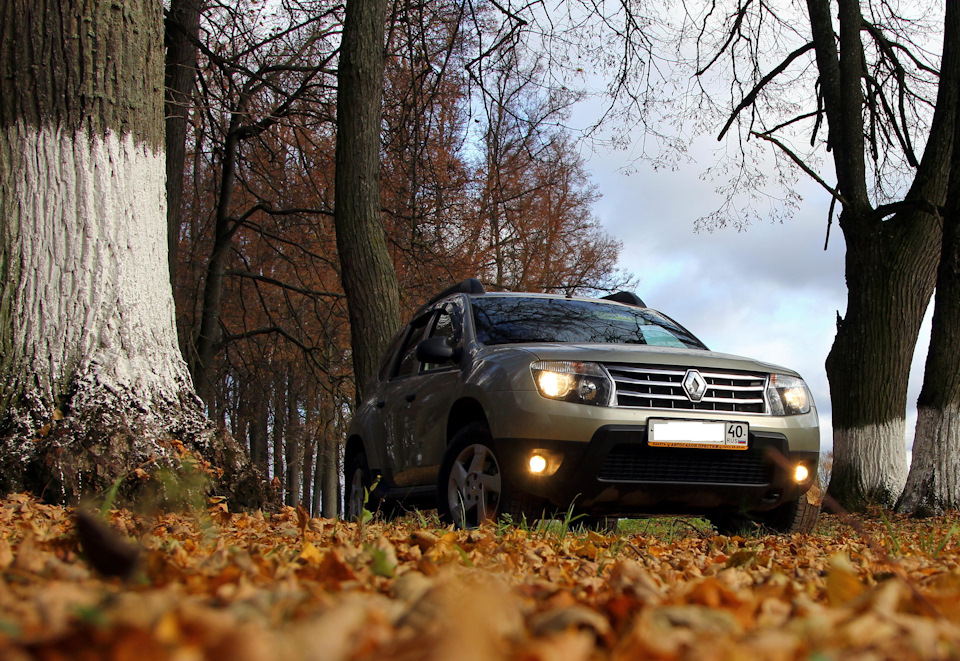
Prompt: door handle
<box><xmin>405</xmin><ymin>393</ymin><xmax>416</xmax><ymax>402</ymax></box>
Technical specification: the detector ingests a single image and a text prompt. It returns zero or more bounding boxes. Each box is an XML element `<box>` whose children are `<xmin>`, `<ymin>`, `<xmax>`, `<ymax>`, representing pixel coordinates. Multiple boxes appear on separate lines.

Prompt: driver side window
<box><xmin>421</xmin><ymin>307</ymin><xmax>460</xmax><ymax>372</ymax></box>
<box><xmin>394</xmin><ymin>318</ymin><xmax>429</xmax><ymax>379</ymax></box>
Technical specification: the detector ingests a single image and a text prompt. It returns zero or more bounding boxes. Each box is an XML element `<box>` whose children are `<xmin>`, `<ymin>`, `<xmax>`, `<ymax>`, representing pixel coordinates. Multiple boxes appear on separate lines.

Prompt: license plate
<box><xmin>648</xmin><ymin>419</ymin><xmax>749</xmax><ymax>450</ymax></box>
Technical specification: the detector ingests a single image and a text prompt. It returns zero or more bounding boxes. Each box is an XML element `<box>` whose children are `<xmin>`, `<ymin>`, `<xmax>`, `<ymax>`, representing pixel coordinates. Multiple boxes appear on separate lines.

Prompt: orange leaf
<box><xmin>299</xmin><ymin>541</ymin><xmax>323</xmax><ymax>566</ymax></box>
<box><xmin>826</xmin><ymin>554</ymin><xmax>866</xmax><ymax>607</ymax></box>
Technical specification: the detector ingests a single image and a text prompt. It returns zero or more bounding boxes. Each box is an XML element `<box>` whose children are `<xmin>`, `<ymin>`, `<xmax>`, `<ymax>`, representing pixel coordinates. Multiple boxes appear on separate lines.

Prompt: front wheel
<box><xmin>710</xmin><ymin>495</ymin><xmax>820</xmax><ymax>536</ymax></box>
<box><xmin>438</xmin><ymin>423</ymin><xmax>542</xmax><ymax>528</ymax></box>
<box><xmin>758</xmin><ymin>494</ymin><xmax>820</xmax><ymax>534</ymax></box>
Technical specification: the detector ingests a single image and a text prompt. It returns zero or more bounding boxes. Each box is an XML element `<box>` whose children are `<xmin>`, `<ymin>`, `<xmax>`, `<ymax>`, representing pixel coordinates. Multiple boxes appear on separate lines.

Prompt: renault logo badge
<box><xmin>682</xmin><ymin>369</ymin><xmax>707</xmax><ymax>402</ymax></box>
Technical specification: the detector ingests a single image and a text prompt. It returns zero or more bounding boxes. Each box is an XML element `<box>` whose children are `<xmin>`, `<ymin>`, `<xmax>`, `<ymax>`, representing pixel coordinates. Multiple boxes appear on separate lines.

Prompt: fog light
<box><xmin>529</xmin><ymin>454</ymin><xmax>547</xmax><ymax>474</ymax></box>
<box><xmin>794</xmin><ymin>464</ymin><xmax>809</xmax><ymax>483</ymax></box>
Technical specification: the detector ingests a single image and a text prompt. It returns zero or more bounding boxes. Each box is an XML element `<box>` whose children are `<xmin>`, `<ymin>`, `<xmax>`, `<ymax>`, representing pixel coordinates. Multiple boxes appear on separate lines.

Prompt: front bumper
<box><xmin>493</xmin><ymin>424</ymin><xmax>819</xmax><ymax>516</ymax></box>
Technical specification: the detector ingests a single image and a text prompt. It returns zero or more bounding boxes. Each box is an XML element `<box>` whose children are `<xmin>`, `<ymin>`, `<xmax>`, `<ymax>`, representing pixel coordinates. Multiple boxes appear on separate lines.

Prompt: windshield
<box><xmin>470</xmin><ymin>296</ymin><xmax>707</xmax><ymax>349</ymax></box>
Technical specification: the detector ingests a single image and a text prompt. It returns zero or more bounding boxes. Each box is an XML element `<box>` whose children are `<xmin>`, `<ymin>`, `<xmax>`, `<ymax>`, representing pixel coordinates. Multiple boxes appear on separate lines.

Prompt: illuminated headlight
<box><xmin>794</xmin><ymin>464</ymin><xmax>810</xmax><ymax>483</ymax></box>
<box><xmin>766</xmin><ymin>374</ymin><xmax>811</xmax><ymax>415</ymax></box>
<box><xmin>531</xmin><ymin>361</ymin><xmax>613</xmax><ymax>406</ymax></box>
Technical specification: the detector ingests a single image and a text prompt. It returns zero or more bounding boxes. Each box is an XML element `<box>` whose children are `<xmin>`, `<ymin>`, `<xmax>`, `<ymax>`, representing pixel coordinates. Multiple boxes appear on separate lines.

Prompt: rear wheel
<box><xmin>345</xmin><ymin>449</ymin><xmax>371</xmax><ymax>522</ymax></box>
<box><xmin>438</xmin><ymin>423</ymin><xmax>542</xmax><ymax>528</ymax></box>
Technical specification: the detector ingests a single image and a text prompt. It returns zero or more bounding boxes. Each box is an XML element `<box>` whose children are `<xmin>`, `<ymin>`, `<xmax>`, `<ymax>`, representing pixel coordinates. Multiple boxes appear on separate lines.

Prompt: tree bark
<box><xmin>897</xmin><ymin>208</ymin><xmax>960</xmax><ymax>514</ymax></box>
<box><xmin>192</xmin><ymin>122</ymin><xmax>241</xmax><ymax>411</ymax></box>
<box><xmin>272</xmin><ymin>382</ymin><xmax>286</xmax><ymax>494</ymax></box>
<box><xmin>284</xmin><ymin>375</ymin><xmax>302</xmax><ymax>506</ymax></box>
<box><xmin>164</xmin><ymin>0</ymin><xmax>203</xmax><ymax>289</ymax></box>
<box><xmin>321</xmin><ymin>427</ymin><xmax>341</xmax><ymax>518</ymax></box>
<box><xmin>815</xmin><ymin>0</ymin><xmax>958</xmax><ymax>510</ymax></box>
<box><xmin>334</xmin><ymin>0</ymin><xmax>401</xmax><ymax>399</ymax></box>
<box><xmin>898</xmin><ymin>0</ymin><xmax>960</xmax><ymax>516</ymax></box>
<box><xmin>250</xmin><ymin>392</ymin><xmax>270</xmax><ymax>472</ymax></box>
<box><xmin>0</xmin><ymin>0</ymin><xmax>265</xmax><ymax>507</ymax></box>
<box><xmin>825</xmin><ymin>213</ymin><xmax>942</xmax><ymax>508</ymax></box>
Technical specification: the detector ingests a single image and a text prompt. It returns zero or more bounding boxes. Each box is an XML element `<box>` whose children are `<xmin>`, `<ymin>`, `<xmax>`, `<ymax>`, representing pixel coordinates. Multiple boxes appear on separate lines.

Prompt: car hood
<box><xmin>514</xmin><ymin>343</ymin><xmax>801</xmax><ymax>377</ymax></box>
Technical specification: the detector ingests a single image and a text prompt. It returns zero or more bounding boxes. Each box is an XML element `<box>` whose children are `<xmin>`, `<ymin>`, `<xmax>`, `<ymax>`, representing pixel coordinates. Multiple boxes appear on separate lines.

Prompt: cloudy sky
<box><xmin>583</xmin><ymin>138</ymin><xmax>933</xmax><ymax>453</ymax></box>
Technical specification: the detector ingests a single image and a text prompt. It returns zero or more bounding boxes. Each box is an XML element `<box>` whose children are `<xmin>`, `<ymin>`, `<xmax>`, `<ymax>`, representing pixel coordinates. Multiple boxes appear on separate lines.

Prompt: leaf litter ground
<box><xmin>2</xmin><ymin>493</ymin><xmax>960</xmax><ymax>660</ymax></box>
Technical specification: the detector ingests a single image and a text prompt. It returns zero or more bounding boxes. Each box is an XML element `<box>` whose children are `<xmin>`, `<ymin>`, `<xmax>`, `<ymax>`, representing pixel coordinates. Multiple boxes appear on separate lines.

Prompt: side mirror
<box><xmin>416</xmin><ymin>336</ymin><xmax>459</xmax><ymax>364</ymax></box>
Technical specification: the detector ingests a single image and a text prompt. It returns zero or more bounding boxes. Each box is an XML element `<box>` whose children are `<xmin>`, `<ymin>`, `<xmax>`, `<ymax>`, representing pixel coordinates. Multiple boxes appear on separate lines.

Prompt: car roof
<box><xmin>469</xmin><ymin>290</ymin><xmax>647</xmax><ymax>309</ymax></box>
<box><xmin>417</xmin><ymin>278</ymin><xmax>648</xmax><ymax>315</ymax></box>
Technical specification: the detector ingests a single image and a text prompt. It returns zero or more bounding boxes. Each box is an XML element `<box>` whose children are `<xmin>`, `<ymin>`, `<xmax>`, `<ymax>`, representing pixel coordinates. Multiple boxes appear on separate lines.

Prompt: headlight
<box><xmin>766</xmin><ymin>374</ymin><xmax>811</xmax><ymax>415</ymax></box>
<box><xmin>531</xmin><ymin>361</ymin><xmax>613</xmax><ymax>406</ymax></box>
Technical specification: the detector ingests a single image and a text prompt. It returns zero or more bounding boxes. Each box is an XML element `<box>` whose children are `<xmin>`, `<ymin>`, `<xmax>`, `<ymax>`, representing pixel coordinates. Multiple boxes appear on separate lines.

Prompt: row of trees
<box><xmin>2</xmin><ymin>0</ymin><xmax>957</xmax><ymax>518</ymax></box>
<box><xmin>332</xmin><ymin>0</ymin><xmax>960</xmax><ymax>516</ymax></box>
<box><xmin>164</xmin><ymin>0</ymin><xmax>629</xmax><ymax>514</ymax></box>
<box><xmin>331</xmin><ymin>0</ymin><xmax>960</xmax><ymax>516</ymax></box>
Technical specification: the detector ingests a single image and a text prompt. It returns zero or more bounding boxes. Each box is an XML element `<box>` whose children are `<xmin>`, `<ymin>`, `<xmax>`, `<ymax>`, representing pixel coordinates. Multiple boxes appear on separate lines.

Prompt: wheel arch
<box><xmin>446</xmin><ymin>397</ymin><xmax>489</xmax><ymax>444</ymax></box>
<box><xmin>344</xmin><ymin>434</ymin><xmax>367</xmax><ymax>471</ymax></box>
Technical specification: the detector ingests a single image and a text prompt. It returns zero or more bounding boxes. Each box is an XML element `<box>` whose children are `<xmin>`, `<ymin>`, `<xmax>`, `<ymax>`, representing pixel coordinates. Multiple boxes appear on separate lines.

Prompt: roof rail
<box><xmin>420</xmin><ymin>278</ymin><xmax>486</xmax><ymax>312</ymax></box>
<box><xmin>601</xmin><ymin>291</ymin><xmax>646</xmax><ymax>308</ymax></box>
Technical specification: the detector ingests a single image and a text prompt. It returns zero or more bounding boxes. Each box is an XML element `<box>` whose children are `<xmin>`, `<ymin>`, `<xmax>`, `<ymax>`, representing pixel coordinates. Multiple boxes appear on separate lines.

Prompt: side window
<box><xmin>431</xmin><ymin>310</ymin><xmax>456</xmax><ymax>343</ymax></box>
<box><xmin>377</xmin><ymin>328</ymin><xmax>408</xmax><ymax>381</ymax></box>
<box><xmin>394</xmin><ymin>317</ymin><xmax>430</xmax><ymax>378</ymax></box>
<box><xmin>440</xmin><ymin>300</ymin><xmax>464</xmax><ymax>343</ymax></box>
<box><xmin>421</xmin><ymin>306</ymin><xmax>461</xmax><ymax>373</ymax></box>
<box><xmin>392</xmin><ymin>299</ymin><xmax>464</xmax><ymax>378</ymax></box>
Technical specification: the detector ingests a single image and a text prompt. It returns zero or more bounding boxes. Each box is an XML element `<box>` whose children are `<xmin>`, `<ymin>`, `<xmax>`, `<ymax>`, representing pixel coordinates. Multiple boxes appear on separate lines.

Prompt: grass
<box><xmin>386</xmin><ymin>504</ymin><xmax>960</xmax><ymax>558</ymax></box>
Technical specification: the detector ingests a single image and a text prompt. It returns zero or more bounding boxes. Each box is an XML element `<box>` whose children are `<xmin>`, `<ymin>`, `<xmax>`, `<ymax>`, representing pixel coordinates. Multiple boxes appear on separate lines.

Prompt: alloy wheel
<box><xmin>446</xmin><ymin>443</ymin><xmax>502</xmax><ymax>527</ymax></box>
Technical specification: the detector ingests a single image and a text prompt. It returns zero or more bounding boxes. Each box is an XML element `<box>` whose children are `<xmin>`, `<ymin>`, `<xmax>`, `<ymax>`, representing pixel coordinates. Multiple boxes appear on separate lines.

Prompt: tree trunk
<box><xmin>192</xmin><ymin>124</ymin><xmax>241</xmax><ymax>411</ymax></box>
<box><xmin>164</xmin><ymin>0</ymin><xmax>203</xmax><ymax>289</ymax></box>
<box><xmin>250</xmin><ymin>392</ymin><xmax>270</xmax><ymax>472</ymax></box>
<box><xmin>334</xmin><ymin>0</ymin><xmax>401</xmax><ymax>399</ymax></box>
<box><xmin>825</xmin><ymin>214</ymin><xmax>941</xmax><ymax>509</ymax></box>
<box><xmin>898</xmin><ymin>2</ymin><xmax>960</xmax><ymax>514</ymax></box>
<box><xmin>284</xmin><ymin>375</ymin><xmax>302</xmax><ymax>506</ymax></box>
<box><xmin>321</xmin><ymin>427</ymin><xmax>341</xmax><ymax>518</ymax></box>
<box><xmin>302</xmin><ymin>403</ymin><xmax>317</xmax><ymax>514</ymax></box>
<box><xmin>812</xmin><ymin>0</ymin><xmax>958</xmax><ymax>510</ymax></box>
<box><xmin>0</xmin><ymin>0</ymin><xmax>265</xmax><ymax>508</ymax></box>
<box><xmin>272</xmin><ymin>383</ymin><xmax>286</xmax><ymax>493</ymax></box>
<box><xmin>897</xmin><ymin>202</ymin><xmax>960</xmax><ymax>514</ymax></box>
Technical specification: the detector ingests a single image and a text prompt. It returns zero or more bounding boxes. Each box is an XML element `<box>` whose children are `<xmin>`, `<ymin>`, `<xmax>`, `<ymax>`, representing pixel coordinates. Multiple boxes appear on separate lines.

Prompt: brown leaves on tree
<box><xmin>2</xmin><ymin>493</ymin><xmax>960</xmax><ymax>659</ymax></box>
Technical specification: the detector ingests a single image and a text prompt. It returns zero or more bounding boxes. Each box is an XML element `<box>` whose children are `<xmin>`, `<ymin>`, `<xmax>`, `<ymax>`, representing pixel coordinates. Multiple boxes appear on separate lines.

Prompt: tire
<box><xmin>438</xmin><ymin>423</ymin><xmax>541</xmax><ymax>528</ymax></box>
<box><xmin>345</xmin><ymin>449</ymin><xmax>371</xmax><ymax>522</ymax></box>
<box><xmin>759</xmin><ymin>495</ymin><xmax>820</xmax><ymax>534</ymax></box>
<box><xmin>710</xmin><ymin>496</ymin><xmax>820</xmax><ymax>536</ymax></box>
<box><xmin>709</xmin><ymin>510</ymin><xmax>757</xmax><ymax>536</ymax></box>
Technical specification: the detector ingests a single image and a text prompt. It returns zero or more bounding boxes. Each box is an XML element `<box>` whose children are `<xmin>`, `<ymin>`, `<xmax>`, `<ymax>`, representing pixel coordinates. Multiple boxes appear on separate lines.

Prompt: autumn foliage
<box><xmin>170</xmin><ymin>1</ymin><xmax>631</xmax><ymax>515</ymax></box>
<box><xmin>3</xmin><ymin>493</ymin><xmax>960</xmax><ymax>660</ymax></box>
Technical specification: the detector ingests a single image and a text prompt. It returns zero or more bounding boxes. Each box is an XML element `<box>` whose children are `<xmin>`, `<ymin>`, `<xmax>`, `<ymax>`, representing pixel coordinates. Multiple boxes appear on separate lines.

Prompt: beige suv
<box><xmin>345</xmin><ymin>279</ymin><xmax>820</xmax><ymax>533</ymax></box>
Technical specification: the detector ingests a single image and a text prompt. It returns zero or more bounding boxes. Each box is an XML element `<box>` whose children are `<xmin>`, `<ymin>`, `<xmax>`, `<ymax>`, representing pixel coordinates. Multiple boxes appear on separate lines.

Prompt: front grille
<box><xmin>598</xmin><ymin>444</ymin><xmax>772</xmax><ymax>485</ymax></box>
<box><xmin>605</xmin><ymin>364</ymin><xmax>766</xmax><ymax>413</ymax></box>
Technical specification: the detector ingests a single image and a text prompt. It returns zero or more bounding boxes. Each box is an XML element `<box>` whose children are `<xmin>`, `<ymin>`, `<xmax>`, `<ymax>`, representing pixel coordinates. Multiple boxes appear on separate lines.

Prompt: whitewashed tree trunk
<box><xmin>819</xmin><ymin>0</ymin><xmax>960</xmax><ymax>511</ymax></box>
<box><xmin>0</xmin><ymin>0</ymin><xmax>264</xmax><ymax>506</ymax></box>
<box><xmin>2</xmin><ymin>125</ymin><xmax>192</xmax><ymax>413</ymax></box>
<box><xmin>899</xmin><ymin>407</ymin><xmax>960</xmax><ymax>515</ymax></box>
<box><xmin>831</xmin><ymin>422</ymin><xmax>909</xmax><ymax>508</ymax></box>
<box><xmin>898</xmin><ymin>10</ymin><xmax>960</xmax><ymax>515</ymax></box>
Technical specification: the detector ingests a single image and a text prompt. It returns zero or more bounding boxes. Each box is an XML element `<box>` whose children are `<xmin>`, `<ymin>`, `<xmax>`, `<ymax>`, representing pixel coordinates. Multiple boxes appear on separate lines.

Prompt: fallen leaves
<box><xmin>1</xmin><ymin>494</ymin><xmax>960</xmax><ymax>660</ymax></box>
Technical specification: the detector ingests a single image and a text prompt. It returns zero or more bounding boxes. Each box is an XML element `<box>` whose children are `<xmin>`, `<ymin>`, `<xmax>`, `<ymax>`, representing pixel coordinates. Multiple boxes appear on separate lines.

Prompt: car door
<box><xmin>380</xmin><ymin>300</ymin><xmax>464</xmax><ymax>487</ymax></box>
